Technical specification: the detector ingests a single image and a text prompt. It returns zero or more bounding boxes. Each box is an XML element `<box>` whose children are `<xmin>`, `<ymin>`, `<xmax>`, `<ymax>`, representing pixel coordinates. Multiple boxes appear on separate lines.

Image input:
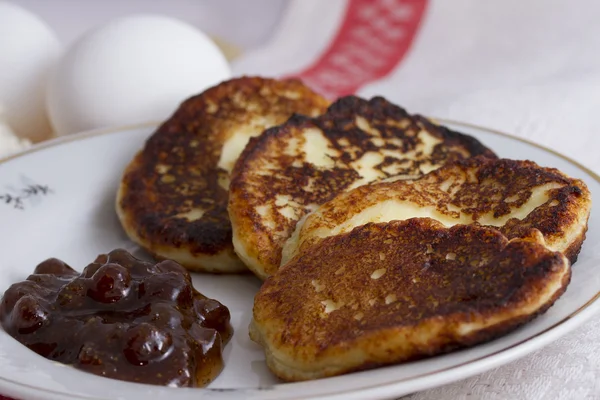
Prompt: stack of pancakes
<box><xmin>116</xmin><ymin>77</ymin><xmax>592</xmax><ymax>382</ymax></box>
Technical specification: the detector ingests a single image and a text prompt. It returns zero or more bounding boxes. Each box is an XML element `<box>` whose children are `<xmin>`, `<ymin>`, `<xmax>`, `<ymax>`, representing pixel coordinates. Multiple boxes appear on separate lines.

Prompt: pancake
<box><xmin>282</xmin><ymin>157</ymin><xmax>592</xmax><ymax>266</ymax></box>
<box><xmin>250</xmin><ymin>219</ymin><xmax>570</xmax><ymax>381</ymax></box>
<box><xmin>228</xmin><ymin>96</ymin><xmax>496</xmax><ymax>279</ymax></box>
<box><xmin>116</xmin><ymin>77</ymin><xmax>329</xmax><ymax>273</ymax></box>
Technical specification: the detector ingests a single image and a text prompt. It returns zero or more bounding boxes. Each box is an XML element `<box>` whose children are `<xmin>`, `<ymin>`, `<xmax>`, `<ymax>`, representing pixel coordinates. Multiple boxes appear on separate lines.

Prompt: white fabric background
<box><xmin>15</xmin><ymin>0</ymin><xmax>287</xmax><ymax>49</ymax></box>
<box><xmin>4</xmin><ymin>1</ymin><xmax>600</xmax><ymax>398</ymax></box>
<box><xmin>360</xmin><ymin>0</ymin><xmax>600</xmax><ymax>175</ymax></box>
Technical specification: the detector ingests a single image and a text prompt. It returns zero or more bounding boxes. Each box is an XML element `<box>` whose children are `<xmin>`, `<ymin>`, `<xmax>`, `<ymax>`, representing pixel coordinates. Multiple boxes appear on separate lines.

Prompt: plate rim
<box><xmin>0</xmin><ymin>119</ymin><xmax>598</xmax><ymax>400</ymax></box>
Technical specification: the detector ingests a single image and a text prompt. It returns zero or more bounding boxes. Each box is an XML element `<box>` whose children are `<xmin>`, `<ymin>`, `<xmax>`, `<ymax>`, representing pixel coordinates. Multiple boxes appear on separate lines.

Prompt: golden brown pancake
<box><xmin>250</xmin><ymin>219</ymin><xmax>570</xmax><ymax>381</ymax></box>
<box><xmin>283</xmin><ymin>157</ymin><xmax>592</xmax><ymax>265</ymax></box>
<box><xmin>228</xmin><ymin>96</ymin><xmax>497</xmax><ymax>280</ymax></box>
<box><xmin>116</xmin><ymin>77</ymin><xmax>329</xmax><ymax>273</ymax></box>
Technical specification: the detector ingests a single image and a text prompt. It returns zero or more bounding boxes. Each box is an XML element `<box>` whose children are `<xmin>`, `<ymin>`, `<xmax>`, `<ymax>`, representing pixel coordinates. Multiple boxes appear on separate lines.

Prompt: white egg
<box><xmin>47</xmin><ymin>15</ymin><xmax>231</xmax><ymax>136</ymax></box>
<box><xmin>0</xmin><ymin>1</ymin><xmax>60</xmax><ymax>142</ymax></box>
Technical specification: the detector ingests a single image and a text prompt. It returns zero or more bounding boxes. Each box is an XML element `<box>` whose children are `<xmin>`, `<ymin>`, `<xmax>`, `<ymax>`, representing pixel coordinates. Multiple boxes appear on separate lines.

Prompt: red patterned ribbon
<box><xmin>294</xmin><ymin>0</ymin><xmax>428</xmax><ymax>98</ymax></box>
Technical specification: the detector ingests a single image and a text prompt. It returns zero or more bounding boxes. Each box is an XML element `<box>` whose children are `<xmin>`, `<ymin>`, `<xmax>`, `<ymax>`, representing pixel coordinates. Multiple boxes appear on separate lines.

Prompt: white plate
<box><xmin>0</xmin><ymin>121</ymin><xmax>598</xmax><ymax>400</ymax></box>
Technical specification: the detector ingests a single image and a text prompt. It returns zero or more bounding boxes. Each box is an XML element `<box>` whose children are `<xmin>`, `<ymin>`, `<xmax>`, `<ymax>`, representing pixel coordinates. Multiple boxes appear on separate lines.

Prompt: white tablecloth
<box><xmin>407</xmin><ymin>315</ymin><xmax>600</xmax><ymax>399</ymax></box>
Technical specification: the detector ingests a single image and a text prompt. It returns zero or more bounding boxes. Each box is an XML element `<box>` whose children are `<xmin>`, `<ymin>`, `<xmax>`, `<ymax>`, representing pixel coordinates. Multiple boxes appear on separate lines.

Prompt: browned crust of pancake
<box><xmin>117</xmin><ymin>76</ymin><xmax>329</xmax><ymax>271</ymax></box>
<box><xmin>229</xmin><ymin>96</ymin><xmax>497</xmax><ymax>278</ymax></box>
<box><xmin>459</xmin><ymin>157</ymin><xmax>591</xmax><ymax>263</ymax></box>
<box><xmin>289</xmin><ymin>156</ymin><xmax>592</xmax><ymax>265</ymax></box>
<box><xmin>463</xmin><ymin>158</ymin><xmax>591</xmax><ymax>262</ymax></box>
<box><xmin>414</xmin><ymin>114</ymin><xmax>495</xmax><ymax>160</ymax></box>
<box><xmin>562</xmin><ymin>224</ymin><xmax>588</xmax><ymax>264</ymax></box>
<box><xmin>251</xmin><ymin>219</ymin><xmax>570</xmax><ymax>381</ymax></box>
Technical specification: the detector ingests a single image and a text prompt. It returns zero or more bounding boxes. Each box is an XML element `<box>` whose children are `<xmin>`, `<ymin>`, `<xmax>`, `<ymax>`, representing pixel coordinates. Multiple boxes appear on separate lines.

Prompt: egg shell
<box><xmin>0</xmin><ymin>1</ymin><xmax>60</xmax><ymax>142</ymax></box>
<box><xmin>47</xmin><ymin>15</ymin><xmax>232</xmax><ymax>136</ymax></box>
